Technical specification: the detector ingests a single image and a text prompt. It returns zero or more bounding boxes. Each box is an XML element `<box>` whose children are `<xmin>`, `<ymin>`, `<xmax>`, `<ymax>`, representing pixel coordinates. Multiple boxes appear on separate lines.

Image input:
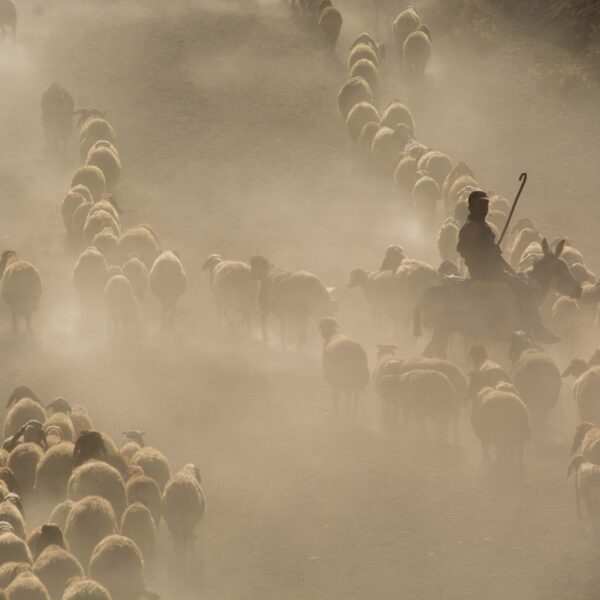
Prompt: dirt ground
<box><xmin>1</xmin><ymin>0</ymin><xmax>600</xmax><ymax>598</ymax></box>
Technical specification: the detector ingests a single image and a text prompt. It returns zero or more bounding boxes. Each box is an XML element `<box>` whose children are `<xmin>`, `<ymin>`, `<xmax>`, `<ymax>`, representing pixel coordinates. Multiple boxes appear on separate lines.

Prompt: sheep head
<box><xmin>47</xmin><ymin>396</ymin><xmax>71</xmax><ymax>414</ymax></box>
<box><xmin>122</xmin><ymin>430</ymin><xmax>146</xmax><ymax>447</ymax></box>
<box><xmin>73</xmin><ymin>430</ymin><xmax>108</xmax><ymax>467</ymax></box>
<box><xmin>7</xmin><ymin>385</ymin><xmax>40</xmax><ymax>408</ymax></box>
<box><xmin>380</xmin><ymin>245</ymin><xmax>406</xmax><ymax>272</ymax></box>
<box><xmin>249</xmin><ymin>255</ymin><xmax>271</xmax><ymax>280</ymax></box>
<box><xmin>319</xmin><ymin>317</ymin><xmax>339</xmax><ymax>340</ymax></box>
<box><xmin>348</xmin><ymin>268</ymin><xmax>369</xmax><ymax>289</ymax></box>
<box><xmin>36</xmin><ymin>524</ymin><xmax>65</xmax><ymax>558</ymax></box>
<box><xmin>202</xmin><ymin>254</ymin><xmax>222</xmax><ymax>274</ymax></box>
<box><xmin>562</xmin><ymin>358</ymin><xmax>588</xmax><ymax>379</ymax></box>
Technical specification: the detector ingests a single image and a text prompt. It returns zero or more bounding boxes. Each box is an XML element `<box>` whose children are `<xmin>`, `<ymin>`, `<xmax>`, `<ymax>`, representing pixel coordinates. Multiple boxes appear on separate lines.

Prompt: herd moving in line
<box><xmin>2</xmin><ymin>1</ymin><xmax>600</xmax><ymax>599</ymax></box>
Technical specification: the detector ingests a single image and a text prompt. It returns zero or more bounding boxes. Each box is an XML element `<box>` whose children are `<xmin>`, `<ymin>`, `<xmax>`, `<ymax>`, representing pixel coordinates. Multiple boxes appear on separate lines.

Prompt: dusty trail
<box><xmin>1</xmin><ymin>0</ymin><xmax>600</xmax><ymax>599</ymax></box>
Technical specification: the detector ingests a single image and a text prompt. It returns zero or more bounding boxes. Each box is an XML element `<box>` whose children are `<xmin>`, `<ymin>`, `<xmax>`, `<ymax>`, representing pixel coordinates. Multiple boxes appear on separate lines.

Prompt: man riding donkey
<box><xmin>457</xmin><ymin>190</ymin><xmax>560</xmax><ymax>343</ymax></box>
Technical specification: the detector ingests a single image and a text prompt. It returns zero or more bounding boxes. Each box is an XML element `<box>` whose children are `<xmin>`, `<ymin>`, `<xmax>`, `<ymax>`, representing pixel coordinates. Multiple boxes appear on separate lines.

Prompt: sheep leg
<box><xmin>331</xmin><ymin>389</ymin><xmax>339</xmax><ymax>416</ymax></box>
<box><xmin>11</xmin><ymin>311</ymin><xmax>17</xmax><ymax>335</ymax></box>
<box><xmin>481</xmin><ymin>440</ymin><xmax>492</xmax><ymax>467</ymax></box>
<box><xmin>25</xmin><ymin>313</ymin><xmax>33</xmax><ymax>336</ymax></box>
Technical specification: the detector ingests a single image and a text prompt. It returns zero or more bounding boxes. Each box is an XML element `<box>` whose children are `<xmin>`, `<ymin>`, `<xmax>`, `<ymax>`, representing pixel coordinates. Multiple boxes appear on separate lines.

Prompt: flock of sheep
<box><xmin>0</xmin><ymin>388</ymin><xmax>205</xmax><ymax>599</ymax></box>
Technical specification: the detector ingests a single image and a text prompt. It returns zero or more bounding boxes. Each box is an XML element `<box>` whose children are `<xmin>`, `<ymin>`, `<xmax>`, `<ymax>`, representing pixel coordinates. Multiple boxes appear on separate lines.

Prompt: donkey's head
<box><xmin>531</xmin><ymin>239</ymin><xmax>581</xmax><ymax>299</ymax></box>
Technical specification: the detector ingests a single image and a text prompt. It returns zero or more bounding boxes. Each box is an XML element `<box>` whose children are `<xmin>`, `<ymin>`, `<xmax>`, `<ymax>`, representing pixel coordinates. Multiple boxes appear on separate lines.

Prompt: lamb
<box><xmin>371</xmin><ymin>125</ymin><xmax>411</xmax><ymax>176</ymax></box>
<box><xmin>103</xmin><ymin>273</ymin><xmax>139</xmax><ymax>337</ymax></box>
<box><xmin>0</xmin><ymin>251</ymin><xmax>43</xmax><ymax>335</ymax></box>
<box><xmin>348</xmin><ymin>43</ymin><xmax>379</xmax><ymax>70</ymax></box>
<box><xmin>162</xmin><ymin>464</ymin><xmax>206</xmax><ymax>562</ymax></box>
<box><xmin>437</xmin><ymin>218</ymin><xmax>459</xmax><ymax>263</ymax></box>
<box><xmin>71</xmin><ymin>166</ymin><xmax>107</xmax><ymax>201</ymax></box>
<box><xmin>249</xmin><ymin>255</ymin><xmax>337</xmax><ymax>348</ymax></box>
<box><xmin>509</xmin><ymin>331</ymin><xmax>562</xmax><ymax>423</ymax></box>
<box><xmin>89</xmin><ymin>535</ymin><xmax>145</xmax><ymax>600</ymax></box>
<box><xmin>73</xmin><ymin>246</ymin><xmax>110</xmax><ymax>316</ymax></box>
<box><xmin>122</xmin><ymin>254</ymin><xmax>149</xmax><ymax>303</ymax></box>
<box><xmin>379</xmin><ymin>100</ymin><xmax>415</xmax><ymax>133</ymax></box>
<box><xmin>121</xmin><ymin>502</ymin><xmax>156</xmax><ymax>558</ymax></box>
<box><xmin>118</xmin><ymin>225</ymin><xmax>160</xmax><ymax>268</ymax></box>
<box><xmin>319</xmin><ymin>318</ymin><xmax>369</xmax><ymax>416</ymax></box>
<box><xmin>0</xmin><ymin>530</ymin><xmax>31</xmax><ymax>566</ymax></box>
<box><xmin>3</xmin><ymin>397</ymin><xmax>47</xmax><ymax>438</ymax></box>
<box><xmin>349</xmin><ymin>59</ymin><xmax>379</xmax><ymax>95</ymax></box>
<box><xmin>64</xmin><ymin>495</ymin><xmax>118</xmax><ymax>568</ymax></box>
<box><xmin>62</xmin><ymin>578</ymin><xmax>113</xmax><ymax>600</ymax></box>
<box><xmin>567</xmin><ymin>455</ymin><xmax>600</xmax><ymax>524</ymax></box>
<box><xmin>41</xmin><ymin>82</ymin><xmax>73</xmax><ymax>153</ymax></box>
<box><xmin>403</xmin><ymin>29</ymin><xmax>431</xmax><ymax>80</ymax></box>
<box><xmin>345</xmin><ymin>101</ymin><xmax>380</xmax><ymax>141</ymax></box>
<box><xmin>149</xmin><ymin>250</ymin><xmax>188</xmax><ymax>329</ymax></box>
<box><xmin>67</xmin><ymin>460</ymin><xmax>127</xmax><ymax>519</ymax></box>
<box><xmin>471</xmin><ymin>384</ymin><xmax>530</xmax><ymax>472</ymax></box>
<box><xmin>130</xmin><ymin>447</ymin><xmax>172</xmax><ymax>491</ymax></box>
<box><xmin>79</xmin><ymin>118</ymin><xmax>116</xmax><ymax>160</ymax></box>
<box><xmin>33</xmin><ymin>545</ymin><xmax>84</xmax><ymax>600</ymax></box>
<box><xmin>8</xmin><ymin>442</ymin><xmax>44</xmax><ymax>494</ymax></box>
<box><xmin>34</xmin><ymin>441</ymin><xmax>74</xmax><ymax>498</ymax></box>
<box><xmin>318</xmin><ymin>4</ymin><xmax>342</xmax><ymax>50</ymax></box>
<box><xmin>203</xmin><ymin>254</ymin><xmax>258</xmax><ymax>333</ymax></box>
<box><xmin>392</xmin><ymin>8</ymin><xmax>420</xmax><ymax>58</ymax></box>
<box><xmin>383</xmin><ymin>368</ymin><xmax>458</xmax><ymax>441</ymax></box>
<box><xmin>4</xmin><ymin>571</ymin><xmax>50</xmax><ymax>600</ymax></box>
<box><xmin>562</xmin><ymin>359</ymin><xmax>600</xmax><ymax>424</ymax></box>
<box><xmin>86</xmin><ymin>146</ymin><xmax>121</xmax><ymax>191</ymax></box>
<box><xmin>336</xmin><ymin>77</ymin><xmax>373</xmax><ymax>120</ymax></box>
<box><xmin>0</xmin><ymin>0</ymin><xmax>17</xmax><ymax>43</ymax></box>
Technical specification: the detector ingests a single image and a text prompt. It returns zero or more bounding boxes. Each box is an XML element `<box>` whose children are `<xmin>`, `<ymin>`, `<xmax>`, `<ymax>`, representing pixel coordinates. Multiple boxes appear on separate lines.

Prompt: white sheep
<box><xmin>3</xmin><ymin>396</ymin><xmax>47</xmax><ymax>439</ymax></box>
<box><xmin>0</xmin><ymin>251</ymin><xmax>43</xmax><ymax>335</ymax></box>
<box><xmin>162</xmin><ymin>464</ymin><xmax>206</xmax><ymax>563</ymax></box>
<box><xmin>345</xmin><ymin>101</ymin><xmax>380</xmax><ymax>142</ymax></box>
<box><xmin>86</xmin><ymin>146</ymin><xmax>121</xmax><ymax>191</ymax></box>
<box><xmin>48</xmin><ymin>500</ymin><xmax>74</xmax><ymax>531</ymax></box>
<box><xmin>118</xmin><ymin>226</ymin><xmax>160</xmax><ymax>268</ymax></box>
<box><xmin>203</xmin><ymin>254</ymin><xmax>258</xmax><ymax>333</ymax></box>
<box><xmin>371</xmin><ymin>125</ymin><xmax>412</xmax><ymax>176</ymax></box>
<box><xmin>64</xmin><ymin>495</ymin><xmax>118</xmax><ymax>568</ymax></box>
<box><xmin>61</xmin><ymin>190</ymin><xmax>88</xmax><ymax>237</ymax></box>
<box><xmin>83</xmin><ymin>208</ymin><xmax>121</xmax><ymax>245</ymax></box>
<box><xmin>348</xmin><ymin>43</ymin><xmax>379</xmax><ymax>70</ymax></box>
<box><xmin>349</xmin><ymin>58</ymin><xmax>379</xmax><ymax>95</ymax></box>
<box><xmin>394</xmin><ymin>155</ymin><xmax>417</xmax><ymax>193</ymax></box>
<box><xmin>0</xmin><ymin>499</ymin><xmax>25</xmax><ymax>539</ymax></box>
<box><xmin>93</xmin><ymin>227</ymin><xmax>119</xmax><ymax>265</ymax></box>
<box><xmin>149</xmin><ymin>250</ymin><xmax>187</xmax><ymax>329</ymax></box>
<box><xmin>567</xmin><ymin>455</ymin><xmax>600</xmax><ymax>524</ymax></box>
<box><xmin>126</xmin><ymin>467</ymin><xmax>162</xmax><ymax>525</ymax></box>
<box><xmin>8</xmin><ymin>442</ymin><xmax>44</xmax><ymax>495</ymax></box>
<box><xmin>249</xmin><ymin>255</ymin><xmax>337</xmax><ymax>348</ymax></box>
<box><xmin>319</xmin><ymin>318</ymin><xmax>369</xmax><ymax>416</ymax></box>
<box><xmin>379</xmin><ymin>100</ymin><xmax>415</xmax><ymax>133</ymax></box>
<box><xmin>0</xmin><ymin>530</ymin><xmax>31</xmax><ymax>567</ymax></box>
<box><xmin>79</xmin><ymin>117</ymin><xmax>116</xmax><ymax>160</ymax></box>
<box><xmin>4</xmin><ymin>571</ymin><xmax>50</xmax><ymax>600</ymax></box>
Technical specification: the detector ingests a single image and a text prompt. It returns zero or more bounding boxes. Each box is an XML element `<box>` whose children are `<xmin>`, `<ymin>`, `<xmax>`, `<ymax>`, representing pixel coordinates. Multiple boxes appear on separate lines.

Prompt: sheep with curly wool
<box><xmin>162</xmin><ymin>464</ymin><xmax>206</xmax><ymax>563</ymax></box>
<box><xmin>8</xmin><ymin>442</ymin><xmax>44</xmax><ymax>495</ymax></box>
<box><xmin>26</xmin><ymin>524</ymin><xmax>66</xmax><ymax>563</ymax></box>
<box><xmin>125</xmin><ymin>467</ymin><xmax>162</xmax><ymax>526</ymax></box>
<box><xmin>349</xmin><ymin>58</ymin><xmax>378</xmax><ymax>95</ymax></box>
<box><xmin>89</xmin><ymin>534</ymin><xmax>145</xmax><ymax>600</ymax></box>
<box><xmin>3</xmin><ymin>397</ymin><xmax>47</xmax><ymax>439</ymax></box>
<box><xmin>203</xmin><ymin>254</ymin><xmax>258</xmax><ymax>333</ymax></box>
<box><xmin>35</xmin><ymin>442</ymin><xmax>74</xmax><ymax>498</ymax></box>
<box><xmin>319</xmin><ymin>318</ymin><xmax>369</xmax><ymax>416</ymax></box>
<box><xmin>0</xmin><ymin>251</ymin><xmax>43</xmax><ymax>336</ymax></box>
<box><xmin>0</xmin><ymin>529</ymin><xmax>31</xmax><ymax>567</ymax></box>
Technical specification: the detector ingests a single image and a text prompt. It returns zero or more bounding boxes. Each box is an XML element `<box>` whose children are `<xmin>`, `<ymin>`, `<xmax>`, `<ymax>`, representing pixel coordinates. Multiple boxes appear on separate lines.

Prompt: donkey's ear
<box><xmin>541</xmin><ymin>238</ymin><xmax>550</xmax><ymax>256</ymax></box>
<box><xmin>555</xmin><ymin>239</ymin><xmax>566</xmax><ymax>257</ymax></box>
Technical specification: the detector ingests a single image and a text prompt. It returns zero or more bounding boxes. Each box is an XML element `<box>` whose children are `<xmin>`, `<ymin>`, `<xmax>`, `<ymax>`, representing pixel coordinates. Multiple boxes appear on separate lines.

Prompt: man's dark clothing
<box><xmin>457</xmin><ymin>215</ymin><xmax>504</xmax><ymax>280</ymax></box>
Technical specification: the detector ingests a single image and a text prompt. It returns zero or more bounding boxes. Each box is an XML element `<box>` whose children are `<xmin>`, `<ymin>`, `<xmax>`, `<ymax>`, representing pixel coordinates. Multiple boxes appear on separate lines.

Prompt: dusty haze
<box><xmin>1</xmin><ymin>0</ymin><xmax>600</xmax><ymax>598</ymax></box>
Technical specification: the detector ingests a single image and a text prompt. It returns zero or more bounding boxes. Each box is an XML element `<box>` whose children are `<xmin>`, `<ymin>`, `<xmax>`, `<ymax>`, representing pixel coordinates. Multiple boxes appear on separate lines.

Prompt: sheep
<box><xmin>43</xmin><ymin>411</ymin><xmax>75</xmax><ymax>442</ymax></box>
<box><xmin>336</xmin><ymin>76</ymin><xmax>373</xmax><ymax>120</ymax></box>
<box><xmin>412</xmin><ymin>175</ymin><xmax>439</xmax><ymax>219</ymax></box>
<box><xmin>35</xmin><ymin>442</ymin><xmax>74</xmax><ymax>498</ymax></box>
<box><xmin>83</xmin><ymin>209</ymin><xmax>120</xmax><ymax>246</ymax></box>
<box><xmin>446</xmin><ymin>174</ymin><xmax>478</xmax><ymax>210</ymax></box>
<box><xmin>0</xmin><ymin>499</ymin><xmax>25</xmax><ymax>539</ymax></box>
<box><xmin>0</xmin><ymin>530</ymin><xmax>31</xmax><ymax>566</ymax></box>
<box><xmin>203</xmin><ymin>254</ymin><xmax>258</xmax><ymax>333</ymax></box>
<box><xmin>378</xmin><ymin>244</ymin><xmax>406</xmax><ymax>272</ymax></box>
<box><xmin>41</xmin><ymin>82</ymin><xmax>73</xmax><ymax>153</ymax></box>
<box><xmin>394</xmin><ymin>155</ymin><xmax>417</xmax><ymax>193</ymax></box>
<box><xmin>471</xmin><ymin>384</ymin><xmax>530</xmax><ymax>472</ymax></box>
<box><xmin>0</xmin><ymin>450</ymin><xmax>6</xmax><ymax>467</ymax></box>
<box><xmin>319</xmin><ymin>318</ymin><xmax>369</xmax><ymax>416</ymax></box>
<box><xmin>118</xmin><ymin>226</ymin><xmax>159</xmax><ymax>268</ymax></box>
<box><xmin>125</xmin><ymin>467</ymin><xmax>162</xmax><ymax>526</ymax></box>
<box><xmin>348</xmin><ymin>43</ymin><xmax>379</xmax><ymax>70</ymax></box>
<box><xmin>349</xmin><ymin>33</ymin><xmax>384</xmax><ymax>60</ymax></box>
<box><xmin>372</xmin><ymin>344</ymin><xmax>399</xmax><ymax>404</ymax></box>
<box><xmin>89</xmin><ymin>535</ymin><xmax>145</xmax><ymax>600</ymax></box>
<box><xmin>403</xmin><ymin>29</ymin><xmax>431</xmax><ymax>80</ymax></box>
<box><xmin>392</xmin><ymin>8</ymin><xmax>420</xmax><ymax>57</ymax></box>
<box><xmin>0</xmin><ymin>251</ymin><xmax>43</xmax><ymax>335</ymax></box>
<box><xmin>3</xmin><ymin>397</ymin><xmax>47</xmax><ymax>438</ymax></box>
<box><xmin>346</xmin><ymin>101</ymin><xmax>380</xmax><ymax>141</ymax></box>
<box><xmin>64</xmin><ymin>495</ymin><xmax>118</xmax><ymax>568</ymax></box>
<box><xmin>371</xmin><ymin>125</ymin><xmax>411</xmax><ymax>176</ymax></box>
<box><xmin>468</xmin><ymin>346</ymin><xmax>510</xmax><ymax>392</ymax></box>
<box><xmin>48</xmin><ymin>500</ymin><xmax>74</xmax><ymax>531</ymax></box>
<box><xmin>73</xmin><ymin>430</ymin><xmax>109</xmax><ymax>467</ymax></box>
<box><xmin>383</xmin><ymin>368</ymin><xmax>458</xmax><ymax>441</ymax></box>
<box><xmin>508</xmin><ymin>332</ymin><xmax>562</xmax><ymax>422</ymax></box>
<box><xmin>103</xmin><ymin>274</ymin><xmax>139</xmax><ymax>337</ymax></box>
<box><xmin>86</xmin><ymin>146</ymin><xmax>121</xmax><ymax>191</ymax></box>
<box><xmin>79</xmin><ymin>118</ymin><xmax>116</xmax><ymax>160</ymax></box>
<box><xmin>420</xmin><ymin>151</ymin><xmax>452</xmax><ymax>187</ymax></box>
<box><xmin>563</xmin><ymin>359</ymin><xmax>600</xmax><ymax>424</ymax></box>
<box><xmin>0</xmin><ymin>561</ymin><xmax>31</xmax><ymax>589</ymax></box>
<box><xmin>318</xmin><ymin>5</ymin><xmax>342</xmax><ymax>50</ymax></box>
<box><xmin>33</xmin><ymin>545</ymin><xmax>84</xmax><ymax>600</ymax></box>
<box><xmin>551</xmin><ymin>295</ymin><xmax>582</xmax><ymax>353</ymax></box>
<box><xmin>437</xmin><ymin>218</ymin><xmax>459</xmax><ymax>264</ymax></box>
<box><xmin>349</xmin><ymin>59</ymin><xmax>378</xmax><ymax>95</ymax></box>
<box><xmin>0</xmin><ymin>0</ymin><xmax>17</xmax><ymax>43</ymax></box>
<box><xmin>122</xmin><ymin>254</ymin><xmax>149</xmax><ymax>303</ymax></box>
<box><xmin>61</xmin><ymin>190</ymin><xmax>88</xmax><ymax>236</ymax></box>
<box><xmin>566</xmin><ymin>455</ymin><xmax>600</xmax><ymax>524</ymax></box>
<box><xmin>162</xmin><ymin>464</ymin><xmax>206</xmax><ymax>563</ymax></box>
<box><xmin>130</xmin><ymin>447</ymin><xmax>171</xmax><ymax>491</ymax></box>
<box><xmin>71</xmin><ymin>166</ymin><xmax>107</xmax><ymax>201</ymax></box>
<box><xmin>67</xmin><ymin>460</ymin><xmax>127</xmax><ymax>520</ymax></box>
<box><xmin>120</xmin><ymin>502</ymin><xmax>156</xmax><ymax>558</ymax></box>
<box><xmin>571</xmin><ymin>422</ymin><xmax>600</xmax><ymax>465</ymax></box>
<box><xmin>357</xmin><ymin>121</ymin><xmax>380</xmax><ymax>160</ymax></box>
<box><xmin>120</xmin><ymin>431</ymin><xmax>145</xmax><ymax>460</ymax></box>
<box><xmin>69</xmin><ymin>407</ymin><xmax>94</xmax><ymax>438</ymax></box>
<box><xmin>5</xmin><ymin>571</ymin><xmax>50</xmax><ymax>600</ymax></box>
<box><xmin>249</xmin><ymin>255</ymin><xmax>337</xmax><ymax>348</ymax></box>
<box><xmin>27</xmin><ymin>524</ymin><xmax>66</xmax><ymax>562</ymax></box>
<box><xmin>71</xmin><ymin>202</ymin><xmax>92</xmax><ymax>238</ymax></box>
<box><xmin>0</xmin><ymin>468</ymin><xmax>19</xmax><ymax>494</ymax></box>
<box><xmin>8</xmin><ymin>442</ymin><xmax>44</xmax><ymax>494</ymax></box>
<box><xmin>379</xmin><ymin>100</ymin><xmax>415</xmax><ymax>133</ymax></box>
<box><xmin>148</xmin><ymin>250</ymin><xmax>187</xmax><ymax>329</ymax></box>
<box><xmin>62</xmin><ymin>578</ymin><xmax>113</xmax><ymax>600</ymax></box>
<box><xmin>509</xmin><ymin>227</ymin><xmax>541</xmax><ymax>269</ymax></box>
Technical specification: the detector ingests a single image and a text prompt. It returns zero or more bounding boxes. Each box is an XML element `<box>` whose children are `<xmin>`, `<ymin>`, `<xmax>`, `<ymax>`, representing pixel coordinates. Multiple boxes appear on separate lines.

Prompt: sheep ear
<box><xmin>541</xmin><ymin>238</ymin><xmax>550</xmax><ymax>256</ymax></box>
<box><xmin>555</xmin><ymin>239</ymin><xmax>566</xmax><ymax>257</ymax></box>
